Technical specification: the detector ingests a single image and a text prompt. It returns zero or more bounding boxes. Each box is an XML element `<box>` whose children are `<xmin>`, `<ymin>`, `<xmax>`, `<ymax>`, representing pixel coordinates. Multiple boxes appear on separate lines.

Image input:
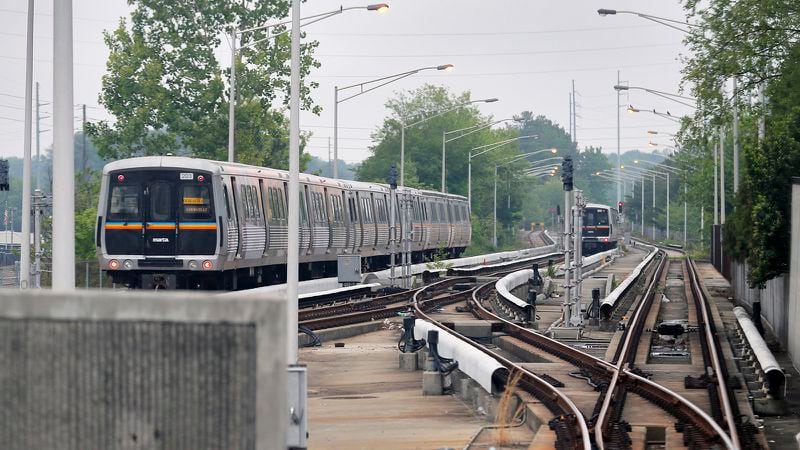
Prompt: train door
<box><xmin>143</xmin><ymin>178</ymin><xmax>177</xmax><ymax>256</ymax></box>
<box><xmin>221</xmin><ymin>178</ymin><xmax>239</xmax><ymax>262</ymax></box>
<box><xmin>229</xmin><ymin>177</ymin><xmax>244</xmax><ymax>259</ymax></box>
<box><xmin>298</xmin><ymin>184</ymin><xmax>311</xmax><ymax>254</ymax></box>
<box><xmin>258</xmin><ymin>179</ymin><xmax>270</xmax><ymax>255</ymax></box>
<box><xmin>347</xmin><ymin>191</ymin><xmax>362</xmax><ymax>252</ymax></box>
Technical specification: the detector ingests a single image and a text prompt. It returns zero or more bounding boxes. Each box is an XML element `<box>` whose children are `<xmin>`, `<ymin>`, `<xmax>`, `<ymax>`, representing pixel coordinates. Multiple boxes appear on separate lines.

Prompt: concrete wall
<box><xmin>0</xmin><ymin>289</ymin><xmax>286</xmax><ymax>450</ymax></box>
<box><xmin>729</xmin><ymin>260</ymin><xmax>790</xmax><ymax>349</ymax></box>
<box><xmin>789</xmin><ymin>181</ymin><xmax>800</xmax><ymax>369</ymax></box>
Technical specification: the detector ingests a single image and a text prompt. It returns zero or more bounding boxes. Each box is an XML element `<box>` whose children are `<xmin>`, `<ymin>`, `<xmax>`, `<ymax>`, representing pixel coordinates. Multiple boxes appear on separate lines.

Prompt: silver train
<box><xmin>581</xmin><ymin>202</ymin><xmax>621</xmax><ymax>255</ymax></box>
<box><xmin>95</xmin><ymin>156</ymin><xmax>471</xmax><ymax>289</ymax></box>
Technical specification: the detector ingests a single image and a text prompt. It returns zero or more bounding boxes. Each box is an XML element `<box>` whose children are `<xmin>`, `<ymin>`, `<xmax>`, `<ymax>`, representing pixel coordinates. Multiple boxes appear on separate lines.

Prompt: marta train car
<box><xmin>96</xmin><ymin>156</ymin><xmax>471</xmax><ymax>290</ymax></box>
<box><xmin>581</xmin><ymin>202</ymin><xmax>621</xmax><ymax>255</ymax></box>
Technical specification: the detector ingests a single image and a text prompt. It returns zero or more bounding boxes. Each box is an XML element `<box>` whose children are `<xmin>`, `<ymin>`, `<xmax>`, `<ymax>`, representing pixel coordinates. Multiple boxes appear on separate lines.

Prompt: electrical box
<box><xmin>287</xmin><ymin>364</ymin><xmax>308</xmax><ymax>449</ymax></box>
<box><xmin>337</xmin><ymin>255</ymin><xmax>362</xmax><ymax>284</ymax></box>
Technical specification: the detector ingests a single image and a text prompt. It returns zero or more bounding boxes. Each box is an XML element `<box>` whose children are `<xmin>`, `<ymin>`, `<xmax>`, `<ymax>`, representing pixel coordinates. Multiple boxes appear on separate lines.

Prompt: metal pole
<box><xmin>389</xmin><ymin>186</ymin><xmax>395</xmax><ymax>286</ymax></box>
<box><xmin>572</xmin><ymin>79</ymin><xmax>577</xmax><ymax>143</ymax></box>
<box><xmin>666</xmin><ymin>172</ymin><xmax>670</xmax><ymax>241</ymax></box>
<box><xmin>700</xmin><ymin>207</ymin><xmax>704</xmax><ymax>252</ymax></box>
<box><xmin>758</xmin><ymin>83</ymin><xmax>766</xmax><ymax>142</ymax></box>
<box><xmin>652</xmin><ymin>174</ymin><xmax>656</xmax><ymax>240</ymax></box>
<box><xmin>85</xmin><ymin>262</ymin><xmax>89</xmax><ymax>289</ymax></box>
<box><xmin>563</xmin><ymin>190</ymin><xmax>572</xmax><ymax>324</ymax></box>
<box><xmin>287</xmin><ymin>0</ymin><xmax>301</xmax><ymax>363</ymax></box>
<box><xmin>227</xmin><ymin>30</ymin><xmax>236</xmax><ymax>163</ymax></box>
<box><xmin>616</xmin><ymin>70</ymin><xmax>621</xmax><ymax>205</ymax></box>
<box><xmin>52</xmin><ymin>0</ymin><xmax>75</xmax><ymax>290</ymax></box>
<box><xmin>714</xmin><ymin>135</ymin><xmax>719</xmax><ymax>225</ymax></box>
<box><xmin>572</xmin><ymin>191</ymin><xmax>584</xmax><ymax>327</ymax></box>
<box><xmin>641</xmin><ymin>175</ymin><xmax>644</xmax><ymax>237</ymax></box>
<box><xmin>733</xmin><ymin>77</ymin><xmax>739</xmax><ymax>193</ymax></box>
<box><xmin>82</xmin><ymin>104</ymin><xmax>87</xmax><ymax>174</ymax></box>
<box><xmin>400</xmin><ymin>121</ymin><xmax>405</xmax><ymax>187</ymax></box>
<box><xmin>467</xmin><ymin>152</ymin><xmax>472</xmax><ymax>210</ymax></box>
<box><xmin>35</xmin><ymin>81</ymin><xmax>40</xmax><ymax>190</ymax></box>
<box><xmin>333</xmin><ymin>87</ymin><xmax>339</xmax><ymax>179</ymax></box>
<box><xmin>20</xmin><ymin>0</ymin><xmax>33</xmax><ymax>289</ymax></box>
<box><xmin>493</xmin><ymin>166</ymin><xmax>497</xmax><ymax>248</ymax></box>
<box><xmin>441</xmin><ymin>130</ymin><xmax>446</xmax><ymax>193</ymax></box>
<box><xmin>33</xmin><ymin>191</ymin><xmax>41</xmax><ymax>288</ymax></box>
<box><xmin>720</xmin><ymin>126</ymin><xmax>726</xmax><ymax>225</ymax></box>
<box><xmin>684</xmin><ymin>182</ymin><xmax>687</xmax><ymax>247</ymax></box>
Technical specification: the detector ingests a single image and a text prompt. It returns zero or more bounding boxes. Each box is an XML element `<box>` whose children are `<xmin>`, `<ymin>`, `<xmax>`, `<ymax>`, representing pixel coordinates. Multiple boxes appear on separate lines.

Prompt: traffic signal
<box><xmin>0</xmin><ymin>159</ymin><xmax>8</xmax><ymax>191</ymax></box>
<box><xmin>561</xmin><ymin>156</ymin><xmax>573</xmax><ymax>191</ymax></box>
<box><xmin>388</xmin><ymin>164</ymin><xmax>397</xmax><ymax>190</ymax></box>
<box><xmin>617</xmin><ymin>201</ymin><xmax>624</xmax><ymax>214</ymax></box>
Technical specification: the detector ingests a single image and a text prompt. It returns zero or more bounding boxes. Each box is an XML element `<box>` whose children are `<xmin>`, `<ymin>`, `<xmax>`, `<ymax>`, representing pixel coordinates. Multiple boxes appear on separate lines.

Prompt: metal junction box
<box><xmin>337</xmin><ymin>255</ymin><xmax>362</xmax><ymax>284</ymax></box>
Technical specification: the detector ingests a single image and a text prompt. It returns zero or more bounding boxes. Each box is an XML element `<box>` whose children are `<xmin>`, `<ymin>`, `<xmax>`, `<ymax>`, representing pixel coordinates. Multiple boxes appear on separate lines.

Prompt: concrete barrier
<box><xmin>0</xmin><ymin>289</ymin><xmax>286</xmax><ymax>450</ymax></box>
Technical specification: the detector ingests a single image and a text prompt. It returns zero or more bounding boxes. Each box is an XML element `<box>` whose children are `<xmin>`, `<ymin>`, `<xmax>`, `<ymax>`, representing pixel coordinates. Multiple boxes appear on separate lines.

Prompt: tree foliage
<box><xmin>89</xmin><ymin>0</ymin><xmax>319</xmax><ymax>169</ymax></box>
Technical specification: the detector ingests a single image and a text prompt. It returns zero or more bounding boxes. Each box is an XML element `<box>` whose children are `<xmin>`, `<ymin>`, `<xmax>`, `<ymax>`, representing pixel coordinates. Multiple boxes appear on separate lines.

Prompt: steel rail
<box><xmin>485</xmin><ymin>244</ymin><xmax>734</xmax><ymax>448</ymax></box>
<box><xmin>414</xmin><ymin>280</ymin><xmax>592</xmax><ymax>450</ymax></box>
<box><xmin>594</xmin><ymin>250</ymin><xmax>667</xmax><ymax>449</ymax></box>
<box><xmin>686</xmin><ymin>257</ymin><xmax>741</xmax><ymax>449</ymax></box>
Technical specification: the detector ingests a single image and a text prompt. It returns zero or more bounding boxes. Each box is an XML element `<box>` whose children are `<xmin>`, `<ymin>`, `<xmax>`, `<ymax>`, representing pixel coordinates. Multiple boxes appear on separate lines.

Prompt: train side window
<box><xmin>430</xmin><ymin>203</ymin><xmax>438</xmax><ymax>222</ymax></box>
<box><xmin>223</xmin><ymin>185</ymin><xmax>232</xmax><ymax>218</ymax></box>
<box><xmin>108</xmin><ymin>185</ymin><xmax>141</xmax><ymax>221</ymax></box>
<box><xmin>299</xmin><ymin>189</ymin><xmax>308</xmax><ymax>224</ymax></box>
<box><xmin>278</xmin><ymin>188</ymin><xmax>287</xmax><ymax>221</ymax></box>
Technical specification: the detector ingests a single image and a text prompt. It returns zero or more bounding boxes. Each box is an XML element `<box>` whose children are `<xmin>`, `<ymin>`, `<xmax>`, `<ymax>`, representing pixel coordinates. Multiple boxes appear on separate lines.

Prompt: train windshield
<box><xmin>583</xmin><ymin>208</ymin><xmax>609</xmax><ymax>227</ymax></box>
<box><xmin>109</xmin><ymin>185</ymin><xmax>141</xmax><ymax>221</ymax></box>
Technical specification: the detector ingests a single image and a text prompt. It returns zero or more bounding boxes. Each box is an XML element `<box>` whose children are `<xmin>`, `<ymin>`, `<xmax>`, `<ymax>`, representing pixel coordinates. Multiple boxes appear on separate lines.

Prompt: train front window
<box><xmin>584</xmin><ymin>209</ymin><xmax>609</xmax><ymax>227</ymax></box>
<box><xmin>108</xmin><ymin>185</ymin><xmax>140</xmax><ymax>221</ymax></box>
<box><xmin>181</xmin><ymin>185</ymin><xmax>213</xmax><ymax>220</ymax></box>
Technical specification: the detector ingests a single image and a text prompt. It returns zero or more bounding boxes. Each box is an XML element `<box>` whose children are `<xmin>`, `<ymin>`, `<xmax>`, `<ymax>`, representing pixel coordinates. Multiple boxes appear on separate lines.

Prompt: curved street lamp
<box><xmin>334</xmin><ymin>63</ymin><xmax>453</xmax><ymax>180</ymax></box>
<box><xmin>229</xmin><ymin>3</ymin><xmax>390</xmax><ymax>162</ymax></box>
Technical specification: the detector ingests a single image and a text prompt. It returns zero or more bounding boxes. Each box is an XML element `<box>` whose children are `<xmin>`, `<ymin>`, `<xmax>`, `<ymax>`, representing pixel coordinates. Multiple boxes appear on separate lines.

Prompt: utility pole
<box><xmin>35</xmin><ymin>81</ymin><xmax>41</xmax><ymax>190</ymax></box>
<box><xmin>328</xmin><ymin>136</ymin><xmax>332</xmax><ymax>177</ymax></box>
<box><xmin>732</xmin><ymin>78</ymin><xmax>739</xmax><ymax>193</ymax></box>
<box><xmin>388</xmin><ymin>165</ymin><xmax>397</xmax><ymax>287</ymax></box>
<box><xmin>20</xmin><ymin>0</ymin><xmax>33</xmax><ymax>289</ymax></box>
<box><xmin>616</xmin><ymin>71</ymin><xmax>621</xmax><ymax>205</ymax></box>
<box><xmin>571</xmin><ymin>80</ymin><xmax>577</xmax><ymax>144</ymax></box>
<box><xmin>82</xmin><ymin>104</ymin><xmax>87</xmax><ymax>175</ymax></box>
<box><xmin>568</xmin><ymin>92</ymin><xmax>573</xmax><ymax>141</ymax></box>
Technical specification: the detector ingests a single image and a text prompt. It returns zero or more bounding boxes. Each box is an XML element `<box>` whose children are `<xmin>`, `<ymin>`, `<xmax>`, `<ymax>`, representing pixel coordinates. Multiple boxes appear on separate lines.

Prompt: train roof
<box><xmin>585</xmin><ymin>202</ymin><xmax>615</xmax><ymax>210</ymax></box>
<box><xmin>102</xmin><ymin>156</ymin><xmax>467</xmax><ymax>201</ymax></box>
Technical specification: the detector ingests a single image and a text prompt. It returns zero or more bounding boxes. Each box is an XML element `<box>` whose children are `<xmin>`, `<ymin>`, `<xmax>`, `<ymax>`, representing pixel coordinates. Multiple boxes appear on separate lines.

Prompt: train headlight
<box><xmin>202</xmin><ymin>260</ymin><xmax>213</xmax><ymax>270</ymax></box>
<box><xmin>123</xmin><ymin>259</ymin><xmax>134</xmax><ymax>269</ymax></box>
<box><xmin>108</xmin><ymin>259</ymin><xmax>120</xmax><ymax>270</ymax></box>
<box><xmin>188</xmin><ymin>260</ymin><xmax>198</xmax><ymax>270</ymax></box>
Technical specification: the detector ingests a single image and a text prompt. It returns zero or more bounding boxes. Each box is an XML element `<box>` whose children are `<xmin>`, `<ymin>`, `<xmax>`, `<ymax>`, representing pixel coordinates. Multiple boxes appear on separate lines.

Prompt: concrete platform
<box><xmin>300</xmin><ymin>326</ymin><xmax>490</xmax><ymax>449</ymax></box>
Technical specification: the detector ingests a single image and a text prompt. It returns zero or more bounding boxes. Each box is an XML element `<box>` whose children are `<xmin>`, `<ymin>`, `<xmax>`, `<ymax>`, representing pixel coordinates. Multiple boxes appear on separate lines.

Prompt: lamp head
<box><xmin>633</xmin><ymin>160</ymin><xmax>640</xmax><ymax>164</ymax></box>
<box><xmin>648</xmin><ymin>141</ymin><xmax>657</xmax><ymax>147</ymax></box>
<box><xmin>613</xmin><ymin>84</ymin><xmax>629</xmax><ymax>91</ymax></box>
<box><xmin>550</xmin><ymin>148</ymin><xmax>557</xmax><ymax>154</ymax></box>
<box><xmin>597</xmin><ymin>8</ymin><xmax>617</xmax><ymax>16</ymax></box>
<box><xmin>627</xmin><ymin>105</ymin><xmax>639</xmax><ymax>113</ymax></box>
<box><xmin>483</xmin><ymin>98</ymin><xmax>499</xmax><ymax>103</ymax></box>
<box><xmin>437</xmin><ymin>64</ymin><xmax>455</xmax><ymax>71</ymax></box>
<box><xmin>367</xmin><ymin>3</ymin><xmax>389</xmax><ymax>12</ymax></box>
<box><xmin>647</xmin><ymin>130</ymin><xmax>658</xmax><ymax>135</ymax></box>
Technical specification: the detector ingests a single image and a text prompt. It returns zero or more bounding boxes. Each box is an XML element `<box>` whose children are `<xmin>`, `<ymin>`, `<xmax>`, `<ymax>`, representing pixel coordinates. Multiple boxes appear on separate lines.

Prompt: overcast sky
<box><xmin>0</xmin><ymin>1</ymin><xmax>692</xmax><ymax>163</ymax></box>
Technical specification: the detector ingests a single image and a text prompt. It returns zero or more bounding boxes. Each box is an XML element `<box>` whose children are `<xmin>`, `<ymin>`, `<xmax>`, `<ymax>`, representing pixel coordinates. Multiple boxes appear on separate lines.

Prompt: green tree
<box><xmin>88</xmin><ymin>0</ymin><xmax>319</xmax><ymax>169</ymax></box>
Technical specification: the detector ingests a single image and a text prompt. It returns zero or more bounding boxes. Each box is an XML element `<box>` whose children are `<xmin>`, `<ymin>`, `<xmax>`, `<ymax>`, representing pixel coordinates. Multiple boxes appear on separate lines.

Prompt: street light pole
<box><xmin>53</xmin><ymin>0</ymin><xmax>75</xmax><ymax>290</ymax></box>
<box><xmin>20</xmin><ymin>0</ymin><xmax>33</xmax><ymax>289</ymax></box>
<box><xmin>466</xmin><ymin>135</ymin><xmax>540</xmax><ymax>208</ymax></box>
<box><xmin>440</xmin><ymin>116</ymin><xmax>515</xmax><ymax>193</ymax></box>
<box><xmin>334</xmin><ymin>63</ymin><xmax>453</xmax><ymax>182</ymax></box>
<box><xmin>616</xmin><ymin>71</ymin><xmax>621</xmax><ymax>206</ymax></box>
<box><xmin>228</xmin><ymin>4</ymin><xmax>389</xmax><ymax>164</ymax></box>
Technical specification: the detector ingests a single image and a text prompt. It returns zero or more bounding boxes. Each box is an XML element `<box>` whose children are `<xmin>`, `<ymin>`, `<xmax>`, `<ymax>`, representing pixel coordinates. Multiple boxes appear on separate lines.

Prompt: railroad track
<box><xmin>410</xmin><ymin>242</ymin><xmax>755</xmax><ymax>449</ymax></box>
<box><xmin>413</xmin><ymin>279</ymin><xmax>591</xmax><ymax>450</ymax></box>
<box><xmin>299</xmin><ymin>251</ymin><xmax>564</xmax><ymax>331</ymax></box>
